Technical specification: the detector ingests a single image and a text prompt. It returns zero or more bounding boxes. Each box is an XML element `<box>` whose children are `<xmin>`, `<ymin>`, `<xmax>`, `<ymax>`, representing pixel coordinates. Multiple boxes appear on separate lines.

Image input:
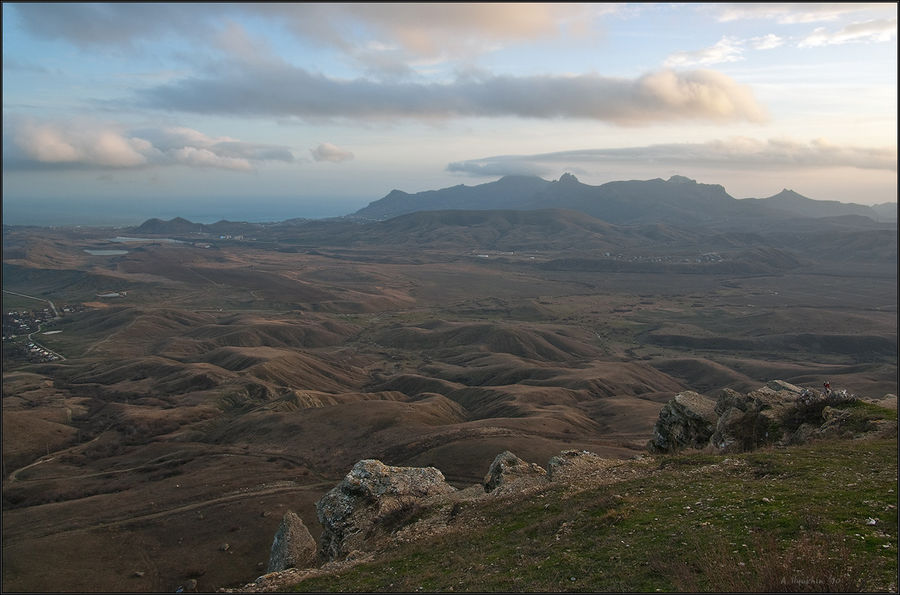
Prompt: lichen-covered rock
<box><xmin>315</xmin><ymin>459</ymin><xmax>455</xmax><ymax>561</ymax></box>
<box><xmin>546</xmin><ymin>449</ymin><xmax>621</xmax><ymax>482</ymax></box>
<box><xmin>714</xmin><ymin>388</ymin><xmax>751</xmax><ymax>416</ymax></box>
<box><xmin>647</xmin><ymin>391</ymin><xmax>717</xmax><ymax>453</ymax></box>
<box><xmin>267</xmin><ymin>511</ymin><xmax>317</xmax><ymax>573</ymax></box>
<box><xmin>483</xmin><ymin>450</ymin><xmax>546</xmax><ymax>493</ymax></box>
<box><xmin>766</xmin><ymin>380</ymin><xmax>805</xmax><ymax>394</ymax></box>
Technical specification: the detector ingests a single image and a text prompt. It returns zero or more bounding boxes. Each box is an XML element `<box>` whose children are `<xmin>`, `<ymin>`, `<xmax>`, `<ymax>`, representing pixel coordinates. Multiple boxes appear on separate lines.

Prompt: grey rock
<box><xmin>766</xmin><ymin>380</ymin><xmax>805</xmax><ymax>394</ymax></box>
<box><xmin>267</xmin><ymin>511</ymin><xmax>317</xmax><ymax>573</ymax></box>
<box><xmin>647</xmin><ymin>391</ymin><xmax>718</xmax><ymax>453</ymax></box>
<box><xmin>483</xmin><ymin>451</ymin><xmax>546</xmax><ymax>493</ymax></box>
<box><xmin>547</xmin><ymin>449</ymin><xmax>619</xmax><ymax>482</ymax></box>
<box><xmin>316</xmin><ymin>459</ymin><xmax>455</xmax><ymax>561</ymax></box>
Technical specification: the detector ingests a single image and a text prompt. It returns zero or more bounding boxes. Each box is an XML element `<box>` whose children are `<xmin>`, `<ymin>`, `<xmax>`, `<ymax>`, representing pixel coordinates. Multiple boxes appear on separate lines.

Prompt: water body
<box><xmin>84</xmin><ymin>249</ymin><xmax>129</xmax><ymax>255</ymax></box>
<box><xmin>108</xmin><ymin>236</ymin><xmax>184</xmax><ymax>243</ymax></box>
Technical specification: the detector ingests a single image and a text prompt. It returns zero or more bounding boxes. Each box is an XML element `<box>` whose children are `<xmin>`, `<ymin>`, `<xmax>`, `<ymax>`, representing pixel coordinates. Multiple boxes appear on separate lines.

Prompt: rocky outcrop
<box><xmin>315</xmin><ymin>459</ymin><xmax>455</xmax><ymax>561</ymax></box>
<box><xmin>765</xmin><ymin>380</ymin><xmax>805</xmax><ymax>394</ymax></box>
<box><xmin>547</xmin><ymin>449</ymin><xmax>621</xmax><ymax>482</ymax></box>
<box><xmin>483</xmin><ymin>450</ymin><xmax>547</xmax><ymax>493</ymax></box>
<box><xmin>267</xmin><ymin>511</ymin><xmax>317</xmax><ymax>573</ymax></box>
<box><xmin>710</xmin><ymin>386</ymin><xmax>797</xmax><ymax>451</ymax></box>
<box><xmin>648</xmin><ymin>382</ymin><xmax>880</xmax><ymax>454</ymax></box>
<box><xmin>234</xmin><ymin>386</ymin><xmax>894</xmax><ymax>593</ymax></box>
<box><xmin>647</xmin><ymin>391</ymin><xmax>718</xmax><ymax>453</ymax></box>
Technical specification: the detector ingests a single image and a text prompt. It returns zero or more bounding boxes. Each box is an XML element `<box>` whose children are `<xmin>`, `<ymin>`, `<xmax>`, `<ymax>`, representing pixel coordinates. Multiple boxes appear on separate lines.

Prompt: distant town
<box><xmin>2</xmin><ymin>303</ymin><xmax>87</xmax><ymax>363</ymax></box>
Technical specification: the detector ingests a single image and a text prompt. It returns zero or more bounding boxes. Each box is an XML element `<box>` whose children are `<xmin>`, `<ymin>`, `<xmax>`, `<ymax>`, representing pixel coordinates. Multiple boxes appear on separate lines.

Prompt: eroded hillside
<box><xmin>2</xmin><ymin>213</ymin><xmax>896</xmax><ymax>592</ymax></box>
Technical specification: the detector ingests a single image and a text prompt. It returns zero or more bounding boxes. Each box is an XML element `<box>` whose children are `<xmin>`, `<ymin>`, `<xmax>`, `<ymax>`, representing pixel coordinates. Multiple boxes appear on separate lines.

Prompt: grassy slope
<box><xmin>285</xmin><ymin>428</ymin><xmax>897</xmax><ymax>592</ymax></box>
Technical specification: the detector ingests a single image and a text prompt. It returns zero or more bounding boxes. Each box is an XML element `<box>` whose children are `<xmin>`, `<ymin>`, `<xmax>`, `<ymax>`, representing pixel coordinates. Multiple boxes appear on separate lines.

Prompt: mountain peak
<box><xmin>558</xmin><ymin>172</ymin><xmax>579</xmax><ymax>184</ymax></box>
<box><xmin>768</xmin><ymin>188</ymin><xmax>810</xmax><ymax>201</ymax></box>
<box><xmin>667</xmin><ymin>175</ymin><xmax>696</xmax><ymax>184</ymax></box>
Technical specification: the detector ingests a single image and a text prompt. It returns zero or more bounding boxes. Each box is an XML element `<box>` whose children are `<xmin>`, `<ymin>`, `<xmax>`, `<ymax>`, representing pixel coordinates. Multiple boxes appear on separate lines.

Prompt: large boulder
<box><xmin>483</xmin><ymin>451</ymin><xmax>547</xmax><ymax>493</ymax></box>
<box><xmin>710</xmin><ymin>387</ymin><xmax>791</xmax><ymax>451</ymax></box>
<box><xmin>316</xmin><ymin>459</ymin><xmax>455</xmax><ymax>561</ymax></box>
<box><xmin>267</xmin><ymin>511</ymin><xmax>317</xmax><ymax>573</ymax></box>
<box><xmin>648</xmin><ymin>381</ymin><xmax>871</xmax><ymax>454</ymax></box>
<box><xmin>647</xmin><ymin>391</ymin><xmax>717</xmax><ymax>453</ymax></box>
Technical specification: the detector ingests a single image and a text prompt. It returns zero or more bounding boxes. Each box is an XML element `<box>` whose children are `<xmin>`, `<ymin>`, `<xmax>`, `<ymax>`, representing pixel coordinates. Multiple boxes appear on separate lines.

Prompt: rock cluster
<box><xmin>235</xmin><ymin>381</ymin><xmax>887</xmax><ymax>592</ymax></box>
<box><xmin>647</xmin><ymin>381</ymin><xmax>859</xmax><ymax>453</ymax></box>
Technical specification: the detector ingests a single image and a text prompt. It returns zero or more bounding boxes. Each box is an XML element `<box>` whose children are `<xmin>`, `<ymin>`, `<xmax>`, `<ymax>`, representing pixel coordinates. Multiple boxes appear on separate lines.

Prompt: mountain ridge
<box><xmin>351</xmin><ymin>173</ymin><xmax>890</xmax><ymax>227</ymax></box>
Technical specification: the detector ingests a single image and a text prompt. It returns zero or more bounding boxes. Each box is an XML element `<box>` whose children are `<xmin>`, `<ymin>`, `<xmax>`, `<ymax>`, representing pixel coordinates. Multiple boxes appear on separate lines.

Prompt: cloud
<box><xmin>170</xmin><ymin>146</ymin><xmax>253</xmax><ymax>171</ymax></box>
<box><xmin>311</xmin><ymin>143</ymin><xmax>354</xmax><ymax>163</ymax></box>
<box><xmin>5</xmin><ymin>118</ymin><xmax>295</xmax><ymax>172</ymax></box>
<box><xmin>10</xmin><ymin>3</ymin><xmax>605</xmax><ymax>75</ymax></box>
<box><xmin>798</xmin><ymin>18</ymin><xmax>897</xmax><ymax>47</ymax></box>
<box><xmin>136</xmin><ymin>66</ymin><xmax>767</xmax><ymax>125</ymax></box>
<box><xmin>446</xmin><ymin>138</ymin><xmax>898</xmax><ymax>177</ymax></box>
<box><xmin>664</xmin><ymin>37</ymin><xmax>744</xmax><ymax>67</ymax></box>
<box><xmin>11</xmin><ymin>119</ymin><xmax>153</xmax><ymax>168</ymax></box>
<box><xmin>446</xmin><ymin>159</ymin><xmax>550</xmax><ymax>177</ymax></box>
<box><xmin>749</xmin><ymin>34</ymin><xmax>784</xmax><ymax>50</ymax></box>
<box><xmin>11</xmin><ymin>3</ymin><xmax>216</xmax><ymax>49</ymax></box>
<box><xmin>257</xmin><ymin>3</ymin><xmax>598</xmax><ymax>59</ymax></box>
<box><xmin>712</xmin><ymin>3</ymin><xmax>893</xmax><ymax>24</ymax></box>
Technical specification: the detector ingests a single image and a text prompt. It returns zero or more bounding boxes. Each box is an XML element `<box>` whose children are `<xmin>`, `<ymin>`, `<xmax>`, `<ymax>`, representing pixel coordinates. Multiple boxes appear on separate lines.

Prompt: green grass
<box><xmin>287</xmin><ymin>436</ymin><xmax>897</xmax><ymax>592</ymax></box>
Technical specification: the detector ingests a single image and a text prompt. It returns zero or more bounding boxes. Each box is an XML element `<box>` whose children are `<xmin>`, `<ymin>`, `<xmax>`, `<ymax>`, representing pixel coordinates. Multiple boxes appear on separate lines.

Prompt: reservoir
<box><xmin>109</xmin><ymin>236</ymin><xmax>184</xmax><ymax>243</ymax></box>
<box><xmin>84</xmin><ymin>249</ymin><xmax>129</xmax><ymax>255</ymax></box>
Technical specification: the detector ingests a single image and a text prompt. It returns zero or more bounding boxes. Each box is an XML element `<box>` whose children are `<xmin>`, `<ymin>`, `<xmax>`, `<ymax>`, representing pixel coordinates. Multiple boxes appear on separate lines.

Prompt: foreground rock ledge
<box><xmin>222</xmin><ymin>384</ymin><xmax>896</xmax><ymax>592</ymax></box>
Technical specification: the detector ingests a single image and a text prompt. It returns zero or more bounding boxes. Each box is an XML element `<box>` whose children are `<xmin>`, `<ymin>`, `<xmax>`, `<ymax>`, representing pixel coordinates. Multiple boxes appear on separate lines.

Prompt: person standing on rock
<box><xmin>824</xmin><ymin>381</ymin><xmax>831</xmax><ymax>396</ymax></box>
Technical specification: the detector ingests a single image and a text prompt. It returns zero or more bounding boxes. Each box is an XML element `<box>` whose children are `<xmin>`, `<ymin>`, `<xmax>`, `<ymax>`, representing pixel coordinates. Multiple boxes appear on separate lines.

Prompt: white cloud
<box><xmin>311</xmin><ymin>143</ymin><xmax>355</xmax><ymax>163</ymax></box>
<box><xmin>447</xmin><ymin>159</ymin><xmax>549</xmax><ymax>177</ymax></box>
<box><xmin>5</xmin><ymin>118</ymin><xmax>295</xmax><ymax>172</ymax></box>
<box><xmin>798</xmin><ymin>18</ymin><xmax>897</xmax><ymax>48</ymax></box>
<box><xmin>269</xmin><ymin>3</ymin><xmax>598</xmax><ymax>57</ymax></box>
<box><xmin>138</xmin><ymin>66</ymin><xmax>768</xmax><ymax>125</ymax></box>
<box><xmin>749</xmin><ymin>34</ymin><xmax>784</xmax><ymax>50</ymax></box>
<box><xmin>10</xmin><ymin>3</ymin><xmax>609</xmax><ymax>75</ymax></box>
<box><xmin>447</xmin><ymin>137</ymin><xmax>898</xmax><ymax>178</ymax></box>
<box><xmin>12</xmin><ymin>119</ymin><xmax>152</xmax><ymax>167</ymax></box>
<box><xmin>664</xmin><ymin>37</ymin><xmax>744</xmax><ymax>67</ymax></box>
<box><xmin>171</xmin><ymin>146</ymin><xmax>253</xmax><ymax>171</ymax></box>
<box><xmin>713</xmin><ymin>3</ymin><xmax>893</xmax><ymax>25</ymax></box>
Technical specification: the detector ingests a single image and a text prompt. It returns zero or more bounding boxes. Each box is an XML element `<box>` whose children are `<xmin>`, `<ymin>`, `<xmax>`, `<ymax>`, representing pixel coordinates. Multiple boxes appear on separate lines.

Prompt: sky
<box><xmin>2</xmin><ymin>2</ymin><xmax>897</xmax><ymax>226</ymax></box>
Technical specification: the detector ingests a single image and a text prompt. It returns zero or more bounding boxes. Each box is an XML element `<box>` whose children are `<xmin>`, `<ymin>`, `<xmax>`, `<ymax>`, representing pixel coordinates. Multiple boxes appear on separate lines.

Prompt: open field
<box><xmin>2</xmin><ymin>216</ymin><xmax>896</xmax><ymax>592</ymax></box>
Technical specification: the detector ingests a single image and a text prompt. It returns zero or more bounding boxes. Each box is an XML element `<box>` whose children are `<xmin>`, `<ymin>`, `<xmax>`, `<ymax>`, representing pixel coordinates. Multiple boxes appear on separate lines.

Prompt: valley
<box><xmin>2</xmin><ymin>199</ymin><xmax>897</xmax><ymax>592</ymax></box>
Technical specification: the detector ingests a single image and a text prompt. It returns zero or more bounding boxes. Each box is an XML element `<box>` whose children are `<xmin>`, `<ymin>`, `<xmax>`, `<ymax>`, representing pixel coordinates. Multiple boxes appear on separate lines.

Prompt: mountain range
<box><xmin>351</xmin><ymin>173</ymin><xmax>896</xmax><ymax>227</ymax></box>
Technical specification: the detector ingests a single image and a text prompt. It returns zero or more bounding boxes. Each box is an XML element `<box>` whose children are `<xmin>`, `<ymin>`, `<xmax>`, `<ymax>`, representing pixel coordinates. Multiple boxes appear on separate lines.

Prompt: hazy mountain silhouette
<box><xmin>746</xmin><ymin>188</ymin><xmax>884</xmax><ymax>220</ymax></box>
<box><xmin>354</xmin><ymin>175</ymin><xmax>552</xmax><ymax>221</ymax></box>
<box><xmin>351</xmin><ymin>174</ymin><xmax>891</xmax><ymax>230</ymax></box>
<box><xmin>134</xmin><ymin>217</ymin><xmax>264</xmax><ymax>235</ymax></box>
<box><xmin>134</xmin><ymin>216</ymin><xmax>205</xmax><ymax>234</ymax></box>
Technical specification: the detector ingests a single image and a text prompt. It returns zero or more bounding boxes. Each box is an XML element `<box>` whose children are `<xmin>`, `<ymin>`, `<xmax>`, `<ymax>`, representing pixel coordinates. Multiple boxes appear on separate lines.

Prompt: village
<box><xmin>1</xmin><ymin>303</ymin><xmax>85</xmax><ymax>363</ymax></box>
